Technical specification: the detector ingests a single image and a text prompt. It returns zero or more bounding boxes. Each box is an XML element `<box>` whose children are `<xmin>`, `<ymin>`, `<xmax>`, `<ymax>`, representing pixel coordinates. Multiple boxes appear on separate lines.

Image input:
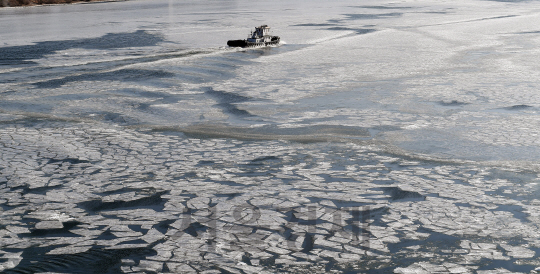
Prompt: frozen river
<box><xmin>2</xmin><ymin>0</ymin><xmax>540</xmax><ymax>273</ymax></box>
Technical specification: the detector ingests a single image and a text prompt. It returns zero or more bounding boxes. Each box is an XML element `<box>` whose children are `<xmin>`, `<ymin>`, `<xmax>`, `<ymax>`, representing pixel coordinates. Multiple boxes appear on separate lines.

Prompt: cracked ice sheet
<box><xmin>2</xmin><ymin>0</ymin><xmax>540</xmax><ymax>273</ymax></box>
<box><xmin>1</xmin><ymin>122</ymin><xmax>540</xmax><ymax>273</ymax></box>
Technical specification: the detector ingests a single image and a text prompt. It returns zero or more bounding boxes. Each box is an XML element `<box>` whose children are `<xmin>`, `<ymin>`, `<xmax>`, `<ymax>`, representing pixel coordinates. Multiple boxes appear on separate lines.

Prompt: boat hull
<box><xmin>227</xmin><ymin>37</ymin><xmax>280</xmax><ymax>48</ymax></box>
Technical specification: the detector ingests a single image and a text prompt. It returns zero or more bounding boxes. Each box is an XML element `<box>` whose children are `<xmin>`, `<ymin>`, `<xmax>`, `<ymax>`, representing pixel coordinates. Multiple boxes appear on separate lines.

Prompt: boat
<box><xmin>227</xmin><ymin>25</ymin><xmax>280</xmax><ymax>48</ymax></box>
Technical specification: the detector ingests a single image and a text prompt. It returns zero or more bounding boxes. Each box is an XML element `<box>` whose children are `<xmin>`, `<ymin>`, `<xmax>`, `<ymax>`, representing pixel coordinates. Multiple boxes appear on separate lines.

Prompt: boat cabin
<box><xmin>247</xmin><ymin>25</ymin><xmax>272</xmax><ymax>43</ymax></box>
